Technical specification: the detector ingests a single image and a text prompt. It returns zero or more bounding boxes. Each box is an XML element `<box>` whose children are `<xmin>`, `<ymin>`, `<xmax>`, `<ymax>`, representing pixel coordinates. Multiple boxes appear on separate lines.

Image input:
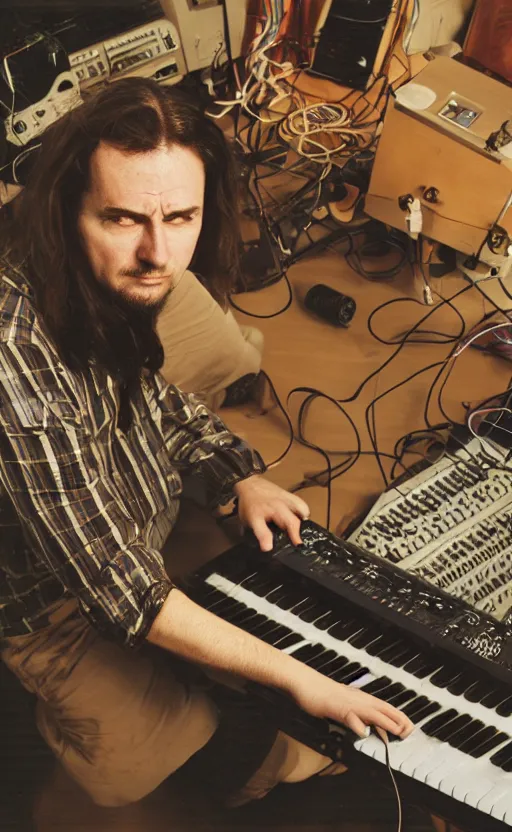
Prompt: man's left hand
<box><xmin>233</xmin><ymin>475</ymin><xmax>310</xmax><ymax>552</ymax></box>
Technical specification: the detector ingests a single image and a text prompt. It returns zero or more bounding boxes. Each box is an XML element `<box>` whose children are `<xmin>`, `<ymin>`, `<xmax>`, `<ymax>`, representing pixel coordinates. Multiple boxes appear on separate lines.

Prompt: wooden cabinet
<box><xmin>365</xmin><ymin>58</ymin><xmax>512</xmax><ymax>257</ymax></box>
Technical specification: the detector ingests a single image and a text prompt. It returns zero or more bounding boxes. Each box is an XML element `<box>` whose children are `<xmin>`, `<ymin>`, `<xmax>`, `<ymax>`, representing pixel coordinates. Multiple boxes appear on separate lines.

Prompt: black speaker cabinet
<box><xmin>309</xmin><ymin>0</ymin><xmax>393</xmax><ymax>89</ymax></box>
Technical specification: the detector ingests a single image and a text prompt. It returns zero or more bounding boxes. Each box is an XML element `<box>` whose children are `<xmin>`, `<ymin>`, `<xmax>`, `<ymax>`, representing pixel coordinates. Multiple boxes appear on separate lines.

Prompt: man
<box><xmin>0</xmin><ymin>77</ymin><xmax>412</xmax><ymax>812</ymax></box>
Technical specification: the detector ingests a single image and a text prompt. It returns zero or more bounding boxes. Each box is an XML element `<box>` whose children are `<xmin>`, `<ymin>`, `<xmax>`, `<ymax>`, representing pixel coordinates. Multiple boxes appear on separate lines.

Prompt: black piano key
<box><xmin>265</xmin><ymin>584</ymin><xmax>292</xmax><ymax>603</ymax></box>
<box><xmin>462</xmin><ymin>679</ymin><xmax>495</xmax><ymax>705</ymax></box>
<box><xmin>274</xmin><ymin>632</ymin><xmax>304</xmax><ymax>650</ymax></box>
<box><xmin>448</xmin><ymin>719</ymin><xmax>488</xmax><ymax>751</ymax></box>
<box><xmin>198</xmin><ymin>586</ymin><xmax>230</xmax><ymax>605</ymax></box>
<box><xmin>348</xmin><ymin>626</ymin><xmax>382</xmax><ymax>649</ymax></box>
<box><xmin>360</xmin><ymin>677</ymin><xmax>392</xmax><ymax>695</ymax></box>
<box><xmin>379</xmin><ymin>644</ymin><xmax>417</xmax><ymax>668</ymax></box>
<box><xmin>326</xmin><ymin>659</ymin><xmax>361</xmax><ymax>681</ymax></box>
<box><xmin>259</xmin><ymin>622</ymin><xmax>290</xmax><ymax>642</ymax></box>
<box><xmin>462</xmin><ymin>726</ymin><xmax>504</xmax><ymax>758</ymax></box>
<box><xmin>317</xmin><ymin>656</ymin><xmax>351</xmax><ymax>677</ymax></box>
<box><xmin>377</xmin><ymin>641</ymin><xmax>414</xmax><ymax>665</ymax></box>
<box><xmin>250</xmin><ymin>616</ymin><xmax>284</xmax><ymax>639</ymax></box>
<box><xmin>490</xmin><ymin>741</ymin><xmax>512</xmax><ymax>769</ymax></box>
<box><xmin>445</xmin><ymin>716</ymin><xmax>482</xmax><ymax>749</ymax></box>
<box><xmin>296</xmin><ymin>601</ymin><xmax>332</xmax><ymax>623</ymax></box>
<box><xmin>389</xmin><ymin>647</ymin><xmax>421</xmax><ymax>669</ymax></box>
<box><xmin>372</xmin><ymin>682</ymin><xmax>407</xmax><ymax>703</ymax></box>
<box><xmin>388</xmin><ymin>688</ymin><xmax>418</xmax><ymax>708</ymax></box>
<box><xmin>470</xmin><ymin>731</ymin><xmax>510</xmax><ymax>757</ymax></box>
<box><xmin>271</xmin><ymin>588</ymin><xmax>312</xmax><ymax>611</ymax></box>
<box><xmin>307</xmin><ymin>649</ymin><xmax>340</xmax><ymax>671</ymax></box>
<box><xmin>336</xmin><ymin>664</ymin><xmax>367</xmax><ymax>685</ymax></box>
<box><xmin>328</xmin><ymin>619</ymin><xmax>361</xmax><ymax>640</ymax></box>
<box><xmin>365</xmin><ymin>635</ymin><xmax>397</xmax><ymax>655</ymax></box>
<box><xmin>269</xmin><ymin>622</ymin><xmax>303</xmax><ymax>644</ymax></box>
<box><xmin>362</xmin><ymin>636</ymin><xmax>391</xmax><ymax>657</ymax></box>
<box><xmin>496</xmin><ymin>696</ymin><xmax>512</xmax><ymax>717</ymax></box>
<box><xmin>207</xmin><ymin>596</ymin><xmax>244</xmax><ymax>616</ymax></box>
<box><xmin>267</xmin><ymin>580</ymin><xmax>305</xmax><ymax>601</ymax></box>
<box><xmin>480</xmin><ymin>688</ymin><xmax>512</xmax><ymax>710</ymax></box>
<box><xmin>421</xmin><ymin>709</ymin><xmax>459</xmax><ymax>738</ymax></box>
<box><xmin>240</xmin><ymin>573</ymin><xmax>276</xmax><ymax>593</ymax></box>
<box><xmin>290</xmin><ymin>597</ymin><xmax>318</xmax><ymax>616</ymax></box>
<box><xmin>436</xmin><ymin>714</ymin><xmax>473</xmax><ymax>743</ymax></box>
<box><xmin>402</xmin><ymin>697</ymin><xmax>440</xmax><ymax>722</ymax></box>
<box><xmin>455</xmin><ymin>721</ymin><xmax>486</xmax><ymax>754</ymax></box>
<box><xmin>402</xmin><ymin>655</ymin><xmax>441</xmax><ymax>679</ymax></box>
<box><xmin>224</xmin><ymin>602</ymin><xmax>259</xmax><ymax>622</ymax></box>
<box><xmin>292</xmin><ymin>643</ymin><xmax>325</xmax><ymax>663</ymax></box>
<box><xmin>314</xmin><ymin>612</ymin><xmax>340</xmax><ymax>631</ymax></box>
<box><xmin>430</xmin><ymin>666</ymin><xmax>462</xmax><ymax>689</ymax></box>
<box><xmin>446</xmin><ymin>672</ymin><xmax>478</xmax><ymax>697</ymax></box>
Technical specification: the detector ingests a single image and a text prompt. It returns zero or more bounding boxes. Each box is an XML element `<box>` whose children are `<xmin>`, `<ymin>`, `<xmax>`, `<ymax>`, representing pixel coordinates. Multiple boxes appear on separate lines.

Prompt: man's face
<box><xmin>78</xmin><ymin>141</ymin><xmax>206</xmax><ymax>311</ymax></box>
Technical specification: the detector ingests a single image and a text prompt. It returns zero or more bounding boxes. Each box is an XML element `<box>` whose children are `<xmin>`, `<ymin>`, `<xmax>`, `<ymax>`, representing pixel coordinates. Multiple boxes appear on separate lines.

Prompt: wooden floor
<box><xmin>3</xmin><ymin>243</ymin><xmax>511</xmax><ymax>831</ymax></box>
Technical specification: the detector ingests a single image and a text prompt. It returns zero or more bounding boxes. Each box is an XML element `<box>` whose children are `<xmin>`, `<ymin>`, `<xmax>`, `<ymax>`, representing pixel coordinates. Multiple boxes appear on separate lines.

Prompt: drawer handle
<box><xmin>423</xmin><ymin>186</ymin><xmax>440</xmax><ymax>204</ymax></box>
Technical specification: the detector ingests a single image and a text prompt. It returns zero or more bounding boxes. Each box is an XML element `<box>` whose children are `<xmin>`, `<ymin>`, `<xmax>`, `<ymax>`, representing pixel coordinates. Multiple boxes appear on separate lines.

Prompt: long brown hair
<box><xmin>1</xmin><ymin>77</ymin><xmax>241</xmax><ymax>400</ymax></box>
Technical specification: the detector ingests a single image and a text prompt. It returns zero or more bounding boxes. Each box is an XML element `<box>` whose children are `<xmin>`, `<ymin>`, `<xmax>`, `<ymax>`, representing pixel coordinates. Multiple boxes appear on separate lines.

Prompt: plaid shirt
<box><xmin>0</xmin><ymin>263</ymin><xmax>265</xmax><ymax>647</ymax></box>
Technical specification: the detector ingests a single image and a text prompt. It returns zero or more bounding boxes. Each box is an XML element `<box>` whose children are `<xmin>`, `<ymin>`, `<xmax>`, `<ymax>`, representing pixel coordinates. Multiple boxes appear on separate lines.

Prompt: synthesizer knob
<box><xmin>13</xmin><ymin>120</ymin><xmax>27</xmax><ymax>134</ymax></box>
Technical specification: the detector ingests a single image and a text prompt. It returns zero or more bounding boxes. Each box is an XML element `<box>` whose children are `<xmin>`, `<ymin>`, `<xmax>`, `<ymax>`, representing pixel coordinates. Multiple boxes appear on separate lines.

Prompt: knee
<box><xmin>240</xmin><ymin>324</ymin><xmax>265</xmax><ymax>359</ymax></box>
<box><xmin>84</xmin><ymin>781</ymin><xmax>147</xmax><ymax>809</ymax></box>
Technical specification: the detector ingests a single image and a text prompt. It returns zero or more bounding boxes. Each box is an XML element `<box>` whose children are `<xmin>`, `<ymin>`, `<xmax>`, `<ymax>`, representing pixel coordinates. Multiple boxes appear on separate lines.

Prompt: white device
<box><xmin>4</xmin><ymin>70</ymin><xmax>82</xmax><ymax>147</ymax></box>
<box><xmin>68</xmin><ymin>18</ymin><xmax>186</xmax><ymax>90</ymax></box>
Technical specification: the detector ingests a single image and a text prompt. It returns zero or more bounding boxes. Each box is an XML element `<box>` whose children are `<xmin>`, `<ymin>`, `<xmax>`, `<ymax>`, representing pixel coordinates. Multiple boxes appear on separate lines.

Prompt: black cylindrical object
<box><xmin>304</xmin><ymin>284</ymin><xmax>356</xmax><ymax>327</ymax></box>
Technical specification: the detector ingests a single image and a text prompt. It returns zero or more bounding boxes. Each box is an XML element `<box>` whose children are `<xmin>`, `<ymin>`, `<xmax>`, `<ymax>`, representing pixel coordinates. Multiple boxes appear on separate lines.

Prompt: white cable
<box><xmin>453</xmin><ymin>321</ymin><xmax>512</xmax><ymax>357</ymax></box>
<box><xmin>467</xmin><ymin>407</ymin><xmax>512</xmax><ymax>458</ymax></box>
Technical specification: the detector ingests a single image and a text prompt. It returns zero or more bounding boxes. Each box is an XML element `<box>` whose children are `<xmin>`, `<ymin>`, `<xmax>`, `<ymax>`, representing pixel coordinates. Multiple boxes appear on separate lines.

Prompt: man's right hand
<box><xmin>286</xmin><ymin>663</ymin><xmax>414</xmax><ymax>739</ymax></box>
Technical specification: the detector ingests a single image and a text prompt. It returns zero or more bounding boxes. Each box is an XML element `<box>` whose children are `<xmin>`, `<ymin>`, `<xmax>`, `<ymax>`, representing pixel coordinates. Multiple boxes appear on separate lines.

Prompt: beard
<box><xmin>99</xmin><ymin>271</ymin><xmax>173</xmax><ymax>326</ymax></box>
<box><xmin>114</xmin><ymin>284</ymin><xmax>172</xmax><ymax>318</ymax></box>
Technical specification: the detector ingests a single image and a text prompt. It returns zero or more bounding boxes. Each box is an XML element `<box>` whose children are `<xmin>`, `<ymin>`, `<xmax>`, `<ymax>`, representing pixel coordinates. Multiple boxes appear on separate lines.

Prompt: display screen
<box><xmin>0</xmin><ymin>37</ymin><xmax>69</xmax><ymax>115</ymax></box>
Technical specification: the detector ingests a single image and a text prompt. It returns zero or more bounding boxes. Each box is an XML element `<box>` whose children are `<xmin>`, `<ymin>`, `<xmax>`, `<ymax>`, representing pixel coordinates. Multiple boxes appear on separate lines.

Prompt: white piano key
<box><xmin>424</xmin><ymin>749</ymin><xmax>469</xmax><ymax>789</ymax></box>
<box><xmin>440</xmin><ymin>738</ymin><xmax>512</xmax><ymax>800</ymax></box>
<box><xmin>503</xmin><ymin>803</ymin><xmax>512</xmax><ymax>827</ymax></box>
<box><xmin>413</xmin><ymin>741</ymin><xmax>458</xmax><ymax>783</ymax></box>
<box><xmin>477</xmin><ymin>778</ymin><xmax>512</xmax><ymax>815</ymax></box>
<box><xmin>349</xmin><ymin>671</ymin><xmax>376</xmax><ymax>689</ymax></box>
<box><xmin>392</xmin><ymin>732</ymin><xmax>436</xmax><ymax>771</ymax></box>
<box><xmin>489</xmin><ymin>786</ymin><xmax>512</xmax><ymax>822</ymax></box>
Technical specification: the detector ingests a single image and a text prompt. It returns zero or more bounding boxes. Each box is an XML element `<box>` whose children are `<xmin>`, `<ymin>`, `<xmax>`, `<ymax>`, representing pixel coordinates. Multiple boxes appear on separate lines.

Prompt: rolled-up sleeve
<box><xmin>152</xmin><ymin>373</ymin><xmax>266</xmax><ymax>505</ymax></box>
<box><xmin>0</xmin><ymin>343</ymin><xmax>174</xmax><ymax>648</ymax></box>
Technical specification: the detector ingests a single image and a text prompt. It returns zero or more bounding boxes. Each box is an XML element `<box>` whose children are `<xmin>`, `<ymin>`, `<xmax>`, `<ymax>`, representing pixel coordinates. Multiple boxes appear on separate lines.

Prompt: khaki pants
<box><xmin>0</xmin><ymin>598</ymin><xmax>292</xmax><ymax>810</ymax></box>
<box><xmin>156</xmin><ymin>270</ymin><xmax>264</xmax><ymax>411</ymax></box>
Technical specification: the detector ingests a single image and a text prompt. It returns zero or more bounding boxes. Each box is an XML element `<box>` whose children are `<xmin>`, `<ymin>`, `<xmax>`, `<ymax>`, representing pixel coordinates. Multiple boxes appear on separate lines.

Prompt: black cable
<box><xmin>279</xmin><ymin>285</ymin><xmax>476</xmax><ymax>520</ymax></box>
<box><xmin>229</xmin><ymin>269</ymin><xmax>293</xmax><ymax>318</ymax></box>
<box><xmin>365</xmin><ymin>357</ymin><xmax>452</xmax><ymax>487</ymax></box>
<box><xmin>345</xmin><ymin>235</ymin><xmax>409</xmax><ymax>282</ymax></box>
<box><xmin>257</xmin><ymin>369</ymin><xmax>296</xmax><ymax>468</ymax></box>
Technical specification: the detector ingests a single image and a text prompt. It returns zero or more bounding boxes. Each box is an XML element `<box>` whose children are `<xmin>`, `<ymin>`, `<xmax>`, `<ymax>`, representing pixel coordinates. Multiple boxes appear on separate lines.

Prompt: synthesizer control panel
<box><xmin>68</xmin><ymin>18</ymin><xmax>185</xmax><ymax>89</ymax></box>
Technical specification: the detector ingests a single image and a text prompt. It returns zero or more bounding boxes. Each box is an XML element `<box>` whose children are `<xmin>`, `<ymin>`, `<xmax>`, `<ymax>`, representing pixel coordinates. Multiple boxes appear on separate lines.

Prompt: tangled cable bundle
<box><xmin>278</xmin><ymin>101</ymin><xmax>375</xmax><ymax>163</ymax></box>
